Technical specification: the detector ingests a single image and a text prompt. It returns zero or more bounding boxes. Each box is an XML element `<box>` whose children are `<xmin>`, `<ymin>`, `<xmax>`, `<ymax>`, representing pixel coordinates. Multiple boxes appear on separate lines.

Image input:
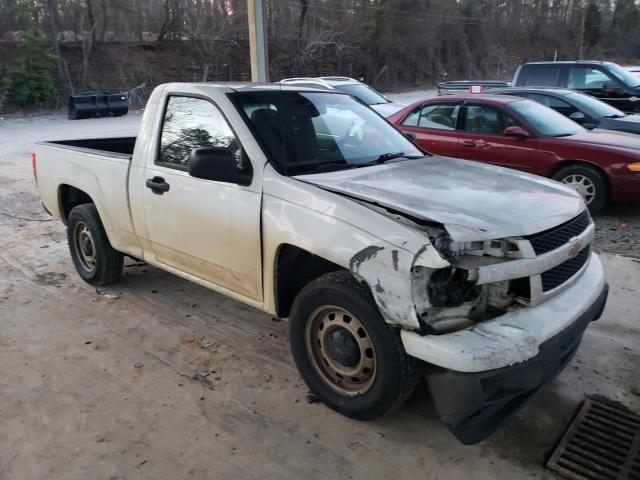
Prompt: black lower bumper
<box><xmin>426</xmin><ymin>283</ymin><xmax>609</xmax><ymax>445</ymax></box>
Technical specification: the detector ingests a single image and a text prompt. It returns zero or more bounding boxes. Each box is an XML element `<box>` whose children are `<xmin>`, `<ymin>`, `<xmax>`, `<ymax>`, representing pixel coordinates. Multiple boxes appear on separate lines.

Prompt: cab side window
<box><xmin>158</xmin><ymin>96</ymin><xmax>238</xmax><ymax>170</ymax></box>
<box><xmin>463</xmin><ymin>104</ymin><xmax>518</xmax><ymax>135</ymax></box>
<box><xmin>526</xmin><ymin>93</ymin><xmax>579</xmax><ymax>117</ymax></box>
<box><xmin>403</xmin><ymin>104</ymin><xmax>460</xmax><ymax>130</ymax></box>
<box><xmin>568</xmin><ymin>67</ymin><xmax>621</xmax><ymax>91</ymax></box>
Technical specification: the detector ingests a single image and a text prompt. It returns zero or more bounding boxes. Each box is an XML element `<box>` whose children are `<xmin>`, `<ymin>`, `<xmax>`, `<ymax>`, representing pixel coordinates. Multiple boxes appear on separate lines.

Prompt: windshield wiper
<box><xmin>306</xmin><ymin>162</ymin><xmax>361</xmax><ymax>174</ymax></box>
<box><xmin>359</xmin><ymin>152</ymin><xmax>423</xmax><ymax>166</ymax></box>
<box><xmin>303</xmin><ymin>152</ymin><xmax>423</xmax><ymax>175</ymax></box>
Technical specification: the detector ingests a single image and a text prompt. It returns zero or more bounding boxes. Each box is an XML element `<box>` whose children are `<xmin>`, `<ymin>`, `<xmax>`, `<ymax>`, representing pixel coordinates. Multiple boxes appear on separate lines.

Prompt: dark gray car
<box><xmin>488</xmin><ymin>87</ymin><xmax>640</xmax><ymax>135</ymax></box>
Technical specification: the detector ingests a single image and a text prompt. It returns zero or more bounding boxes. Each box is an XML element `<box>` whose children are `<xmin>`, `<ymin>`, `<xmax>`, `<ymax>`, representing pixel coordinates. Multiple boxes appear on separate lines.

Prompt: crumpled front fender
<box><xmin>349</xmin><ymin>242</ymin><xmax>449</xmax><ymax>330</ymax></box>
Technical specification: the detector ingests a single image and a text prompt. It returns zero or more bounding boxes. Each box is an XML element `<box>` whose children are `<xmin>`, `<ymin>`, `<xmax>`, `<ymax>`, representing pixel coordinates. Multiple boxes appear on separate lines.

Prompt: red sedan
<box><xmin>389</xmin><ymin>95</ymin><xmax>640</xmax><ymax>212</ymax></box>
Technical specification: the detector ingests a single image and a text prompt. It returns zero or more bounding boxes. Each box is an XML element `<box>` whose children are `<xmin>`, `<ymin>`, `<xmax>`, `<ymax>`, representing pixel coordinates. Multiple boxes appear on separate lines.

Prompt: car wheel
<box><xmin>289</xmin><ymin>271</ymin><xmax>420</xmax><ymax>420</ymax></box>
<box><xmin>67</xmin><ymin>203</ymin><xmax>123</xmax><ymax>286</ymax></box>
<box><xmin>552</xmin><ymin>164</ymin><xmax>608</xmax><ymax>214</ymax></box>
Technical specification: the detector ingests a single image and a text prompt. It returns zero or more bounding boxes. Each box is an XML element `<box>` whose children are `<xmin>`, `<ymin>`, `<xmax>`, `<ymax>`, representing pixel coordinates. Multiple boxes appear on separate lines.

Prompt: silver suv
<box><xmin>280</xmin><ymin>76</ymin><xmax>404</xmax><ymax>117</ymax></box>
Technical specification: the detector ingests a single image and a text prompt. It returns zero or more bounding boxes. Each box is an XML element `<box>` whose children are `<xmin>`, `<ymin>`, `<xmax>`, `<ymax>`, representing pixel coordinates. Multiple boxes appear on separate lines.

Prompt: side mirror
<box><xmin>503</xmin><ymin>125</ymin><xmax>530</xmax><ymax>138</ymax></box>
<box><xmin>569</xmin><ymin>111</ymin><xmax>586</xmax><ymax>124</ymax></box>
<box><xmin>188</xmin><ymin>147</ymin><xmax>252</xmax><ymax>185</ymax></box>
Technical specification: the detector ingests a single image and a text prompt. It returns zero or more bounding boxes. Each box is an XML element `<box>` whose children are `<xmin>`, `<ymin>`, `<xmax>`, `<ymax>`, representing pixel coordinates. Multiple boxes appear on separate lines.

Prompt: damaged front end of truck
<box><xmin>347</xmin><ymin>201</ymin><xmax>606</xmax><ymax>444</ymax></box>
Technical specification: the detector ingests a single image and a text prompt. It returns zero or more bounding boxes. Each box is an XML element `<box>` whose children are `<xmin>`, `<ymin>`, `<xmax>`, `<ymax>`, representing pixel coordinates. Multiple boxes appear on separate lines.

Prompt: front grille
<box><xmin>526</xmin><ymin>210</ymin><xmax>590</xmax><ymax>255</ymax></box>
<box><xmin>541</xmin><ymin>247</ymin><xmax>590</xmax><ymax>292</ymax></box>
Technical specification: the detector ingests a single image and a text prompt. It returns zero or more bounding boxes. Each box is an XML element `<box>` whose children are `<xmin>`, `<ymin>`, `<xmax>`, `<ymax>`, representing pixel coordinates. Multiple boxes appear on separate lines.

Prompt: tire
<box><xmin>552</xmin><ymin>164</ymin><xmax>608</xmax><ymax>214</ymax></box>
<box><xmin>67</xmin><ymin>203</ymin><xmax>123</xmax><ymax>286</ymax></box>
<box><xmin>289</xmin><ymin>271</ymin><xmax>420</xmax><ymax>420</ymax></box>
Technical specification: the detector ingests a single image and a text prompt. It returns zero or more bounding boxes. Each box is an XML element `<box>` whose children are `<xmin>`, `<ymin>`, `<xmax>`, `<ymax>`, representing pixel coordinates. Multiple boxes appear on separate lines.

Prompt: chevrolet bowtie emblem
<box><xmin>568</xmin><ymin>238</ymin><xmax>582</xmax><ymax>258</ymax></box>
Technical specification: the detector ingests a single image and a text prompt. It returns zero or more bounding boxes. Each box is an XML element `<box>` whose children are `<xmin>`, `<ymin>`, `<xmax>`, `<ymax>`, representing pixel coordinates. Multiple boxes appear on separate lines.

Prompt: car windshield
<box><xmin>230</xmin><ymin>91</ymin><xmax>422</xmax><ymax>176</ymax></box>
<box><xmin>509</xmin><ymin>99</ymin><xmax>584</xmax><ymax>137</ymax></box>
<box><xmin>332</xmin><ymin>84</ymin><xmax>390</xmax><ymax>105</ymax></box>
<box><xmin>564</xmin><ymin>92</ymin><xmax>625</xmax><ymax>118</ymax></box>
<box><xmin>608</xmin><ymin>63</ymin><xmax>640</xmax><ymax>88</ymax></box>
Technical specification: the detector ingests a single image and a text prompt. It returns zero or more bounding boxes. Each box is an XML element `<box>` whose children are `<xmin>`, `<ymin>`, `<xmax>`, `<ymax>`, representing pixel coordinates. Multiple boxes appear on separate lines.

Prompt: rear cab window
<box><xmin>517</xmin><ymin>65</ymin><xmax>561</xmax><ymax>87</ymax></box>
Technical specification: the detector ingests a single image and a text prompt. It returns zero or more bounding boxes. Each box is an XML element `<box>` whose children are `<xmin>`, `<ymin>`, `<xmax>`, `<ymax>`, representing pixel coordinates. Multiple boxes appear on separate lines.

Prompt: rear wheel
<box><xmin>67</xmin><ymin>204</ymin><xmax>123</xmax><ymax>286</ymax></box>
<box><xmin>289</xmin><ymin>271</ymin><xmax>419</xmax><ymax>420</ymax></box>
<box><xmin>552</xmin><ymin>164</ymin><xmax>608</xmax><ymax>214</ymax></box>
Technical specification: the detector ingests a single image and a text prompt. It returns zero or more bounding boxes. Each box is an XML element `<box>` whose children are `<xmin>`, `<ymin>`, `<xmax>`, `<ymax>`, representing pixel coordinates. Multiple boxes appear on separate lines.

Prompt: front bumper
<box><xmin>401</xmin><ymin>253</ymin><xmax>605</xmax><ymax>372</ymax></box>
<box><xmin>427</xmin><ymin>283</ymin><xmax>608</xmax><ymax>444</ymax></box>
<box><xmin>400</xmin><ymin>253</ymin><xmax>608</xmax><ymax>444</ymax></box>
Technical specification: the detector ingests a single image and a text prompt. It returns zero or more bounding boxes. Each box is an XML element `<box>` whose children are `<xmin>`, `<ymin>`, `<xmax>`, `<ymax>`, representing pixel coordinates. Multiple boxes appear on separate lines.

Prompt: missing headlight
<box><xmin>428</xmin><ymin>267</ymin><xmax>480</xmax><ymax>307</ymax></box>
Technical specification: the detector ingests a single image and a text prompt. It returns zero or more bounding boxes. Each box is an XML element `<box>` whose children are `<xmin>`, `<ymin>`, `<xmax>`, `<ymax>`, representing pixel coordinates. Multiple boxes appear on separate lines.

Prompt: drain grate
<box><xmin>547</xmin><ymin>399</ymin><xmax>640</xmax><ymax>480</ymax></box>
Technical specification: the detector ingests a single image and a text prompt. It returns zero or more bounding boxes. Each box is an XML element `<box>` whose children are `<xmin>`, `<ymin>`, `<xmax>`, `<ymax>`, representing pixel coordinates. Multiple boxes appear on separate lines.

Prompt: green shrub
<box><xmin>3</xmin><ymin>28</ymin><xmax>58</xmax><ymax>107</ymax></box>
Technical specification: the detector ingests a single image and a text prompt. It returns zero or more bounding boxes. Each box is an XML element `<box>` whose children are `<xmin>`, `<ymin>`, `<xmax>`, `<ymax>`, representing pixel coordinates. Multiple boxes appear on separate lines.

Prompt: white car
<box><xmin>34</xmin><ymin>82</ymin><xmax>607</xmax><ymax>444</ymax></box>
<box><xmin>280</xmin><ymin>76</ymin><xmax>405</xmax><ymax>117</ymax></box>
<box><xmin>625</xmin><ymin>65</ymin><xmax>640</xmax><ymax>78</ymax></box>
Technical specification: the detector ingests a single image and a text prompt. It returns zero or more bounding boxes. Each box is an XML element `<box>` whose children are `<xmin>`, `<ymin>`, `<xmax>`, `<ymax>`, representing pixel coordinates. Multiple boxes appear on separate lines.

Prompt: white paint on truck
<box><xmin>33</xmin><ymin>81</ymin><xmax>607</xmax><ymax>444</ymax></box>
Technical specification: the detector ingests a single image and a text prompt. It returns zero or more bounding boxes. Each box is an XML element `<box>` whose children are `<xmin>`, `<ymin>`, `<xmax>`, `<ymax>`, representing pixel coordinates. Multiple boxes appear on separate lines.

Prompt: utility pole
<box><xmin>247</xmin><ymin>0</ymin><xmax>268</xmax><ymax>82</ymax></box>
<box><xmin>578</xmin><ymin>0</ymin><xmax>586</xmax><ymax>60</ymax></box>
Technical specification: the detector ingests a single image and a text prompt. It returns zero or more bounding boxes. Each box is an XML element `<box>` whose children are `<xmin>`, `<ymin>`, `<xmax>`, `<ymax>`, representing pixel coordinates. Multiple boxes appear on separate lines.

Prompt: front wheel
<box><xmin>552</xmin><ymin>164</ymin><xmax>608</xmax><ymax>214</ymax></box>
<box><xmin>67</xmin><ymin>203</ymin><xmax>123</xmax><ymax>286</ymax></box>
<box><xmin>289</xmin><ymin>271</ymin><xmax>419</xmax><ymax>420</ymax></box>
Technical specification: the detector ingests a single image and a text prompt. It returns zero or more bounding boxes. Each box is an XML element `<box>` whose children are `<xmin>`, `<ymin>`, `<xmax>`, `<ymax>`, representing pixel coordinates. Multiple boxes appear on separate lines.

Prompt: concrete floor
<box><xmin>1</xmin><ymin>112</ymin><xmax>639</xmax><ymax>480</ymax></box>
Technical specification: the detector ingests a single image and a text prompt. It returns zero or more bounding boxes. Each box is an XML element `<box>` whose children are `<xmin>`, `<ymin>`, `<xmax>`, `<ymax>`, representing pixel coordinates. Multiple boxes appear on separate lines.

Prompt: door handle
<box><xmin>146</xmin><ymin>176</ymin><xmax>170</xmax><ymax>194</ymax></box>
<box><xmin>462</xmin><ymin>140</ymin><xmax>476</xmax><ymax>147</ymax></box>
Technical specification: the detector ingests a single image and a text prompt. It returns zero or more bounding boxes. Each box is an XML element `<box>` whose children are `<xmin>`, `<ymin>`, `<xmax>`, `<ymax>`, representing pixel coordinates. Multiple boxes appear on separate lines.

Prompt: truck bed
<box><xmin>35</xmin><ymin>136</ymin><xmax>138</xmax><ymax>257</ymax></box>
<box><xmin>43</xmin><ymin>137</ymin><xmax>136</xmax><ymax>157</ymax></box>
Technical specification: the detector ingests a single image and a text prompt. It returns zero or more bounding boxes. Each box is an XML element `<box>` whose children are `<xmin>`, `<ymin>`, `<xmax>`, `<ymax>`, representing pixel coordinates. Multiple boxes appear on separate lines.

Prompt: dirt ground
<box><xmin>1</xmin><ymin>111</ymin><xmax>639</xmax><ymax>480</ymax></box>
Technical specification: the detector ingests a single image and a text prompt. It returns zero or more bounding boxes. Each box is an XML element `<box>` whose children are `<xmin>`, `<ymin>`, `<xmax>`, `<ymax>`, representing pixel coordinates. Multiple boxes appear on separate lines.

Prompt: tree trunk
<box><xmin>297</xmin><ymin>0</ymin><xmax>308</xmax><ymax>44</ymax></box>
<box><xmin>44</xmin><ymin>0</ymin><xmax>67</xmax><ymax>90</ymax></box>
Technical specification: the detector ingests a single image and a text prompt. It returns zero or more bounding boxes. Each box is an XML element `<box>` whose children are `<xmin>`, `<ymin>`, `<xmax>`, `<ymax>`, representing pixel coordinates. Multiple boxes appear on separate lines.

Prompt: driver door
<box><xmin>457</xmin><ymin>103</ymin><xmax>537</xmax><ymax>172</ymax></box>
<box><xmin>141</xmin><ymin>95</ymin><xmax>263</xmax><ymax>301</ymax></box>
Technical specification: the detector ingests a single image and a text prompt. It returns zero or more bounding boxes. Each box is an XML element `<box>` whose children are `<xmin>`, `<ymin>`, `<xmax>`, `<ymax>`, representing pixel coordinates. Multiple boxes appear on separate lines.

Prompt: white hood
<box><xmin>296</xmin><ymin>156</ymin><xmax>585</xmax><ymax>242</ymax></box>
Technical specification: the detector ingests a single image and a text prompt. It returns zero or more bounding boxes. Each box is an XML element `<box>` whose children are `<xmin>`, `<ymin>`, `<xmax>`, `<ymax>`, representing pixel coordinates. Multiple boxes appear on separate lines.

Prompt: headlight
<box><xmin>413</xmin><ymin>234</ymin><xmax>522</xmax><ymax>334</ymax></box>
<box><xmin>434</xmin><ymin>236</ymin><xmax>519</xmax><ymax>259</ymax></box>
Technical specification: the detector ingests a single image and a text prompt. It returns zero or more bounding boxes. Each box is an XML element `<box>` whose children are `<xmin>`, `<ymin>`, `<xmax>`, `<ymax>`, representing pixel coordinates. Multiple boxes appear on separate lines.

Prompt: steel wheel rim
<box><xmin>73</xmin><ymin>222</ymin><xmax>97</xmax><ymax>272</ymax></box>
<box><xmin>561</xmin><ymin>174</ymin><xmax>596</xmax><ymax>205</ymax></box>
<box><xmin>305</xmin><ymin>305</ymin><xmax>377</xmax><ymax>396</ymax></box>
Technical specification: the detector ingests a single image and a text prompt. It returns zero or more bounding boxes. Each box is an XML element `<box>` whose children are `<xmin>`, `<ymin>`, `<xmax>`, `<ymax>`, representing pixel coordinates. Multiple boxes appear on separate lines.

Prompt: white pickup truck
<box><xmin>34</xmin><ymin>83</ymin><xmax>608</xmax><ymax>444</ymax></box>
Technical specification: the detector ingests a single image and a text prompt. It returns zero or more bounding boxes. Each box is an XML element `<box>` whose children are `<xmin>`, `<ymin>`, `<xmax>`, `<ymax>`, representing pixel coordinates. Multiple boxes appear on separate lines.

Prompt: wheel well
<box><xmin>59</xmin><ymin>185</ymin><xmax>94</xmax><ymax>222</ymax></box>
<box><xmin>274</xmin><ymin>244</ymin><xmax>343</xmax><ymax>318</ymax></box>
<box><xmin>548</xmin><ymin>160</ymin><xmax>610</xmax><ymax>191</ymax></box>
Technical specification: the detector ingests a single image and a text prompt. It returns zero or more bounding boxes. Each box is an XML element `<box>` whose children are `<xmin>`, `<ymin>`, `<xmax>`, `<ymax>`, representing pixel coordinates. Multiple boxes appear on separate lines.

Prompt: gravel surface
<box><xmin>593</xmin><ymin>204</ymin><xmax>640</xmax><ymax>259</ymax></box>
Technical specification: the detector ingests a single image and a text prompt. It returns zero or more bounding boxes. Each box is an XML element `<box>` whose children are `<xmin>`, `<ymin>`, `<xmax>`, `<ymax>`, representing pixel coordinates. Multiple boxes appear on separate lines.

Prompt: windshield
<box><xmin>564</xmin><ymin>92</ymin><xmax>625</xmax><ymax>118</ymax></box>
<box><xmin>230</xmin><ymin>91</ymin><xmax>422</xmax><ymax>176</ymax></box>
<box><xmin>608</xmin><ymin>63</ymin><xmax>640</xmax><ymax>88</ymax></box>
<box><xmin>509</xmin><ymin>99</ymin><xmax>584</xmax><ymax>136</ymax></box>
<box><xmin>333</xmin><ymin>84</ymin><xmax>390</xmax><ymax>105</ymax></box>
